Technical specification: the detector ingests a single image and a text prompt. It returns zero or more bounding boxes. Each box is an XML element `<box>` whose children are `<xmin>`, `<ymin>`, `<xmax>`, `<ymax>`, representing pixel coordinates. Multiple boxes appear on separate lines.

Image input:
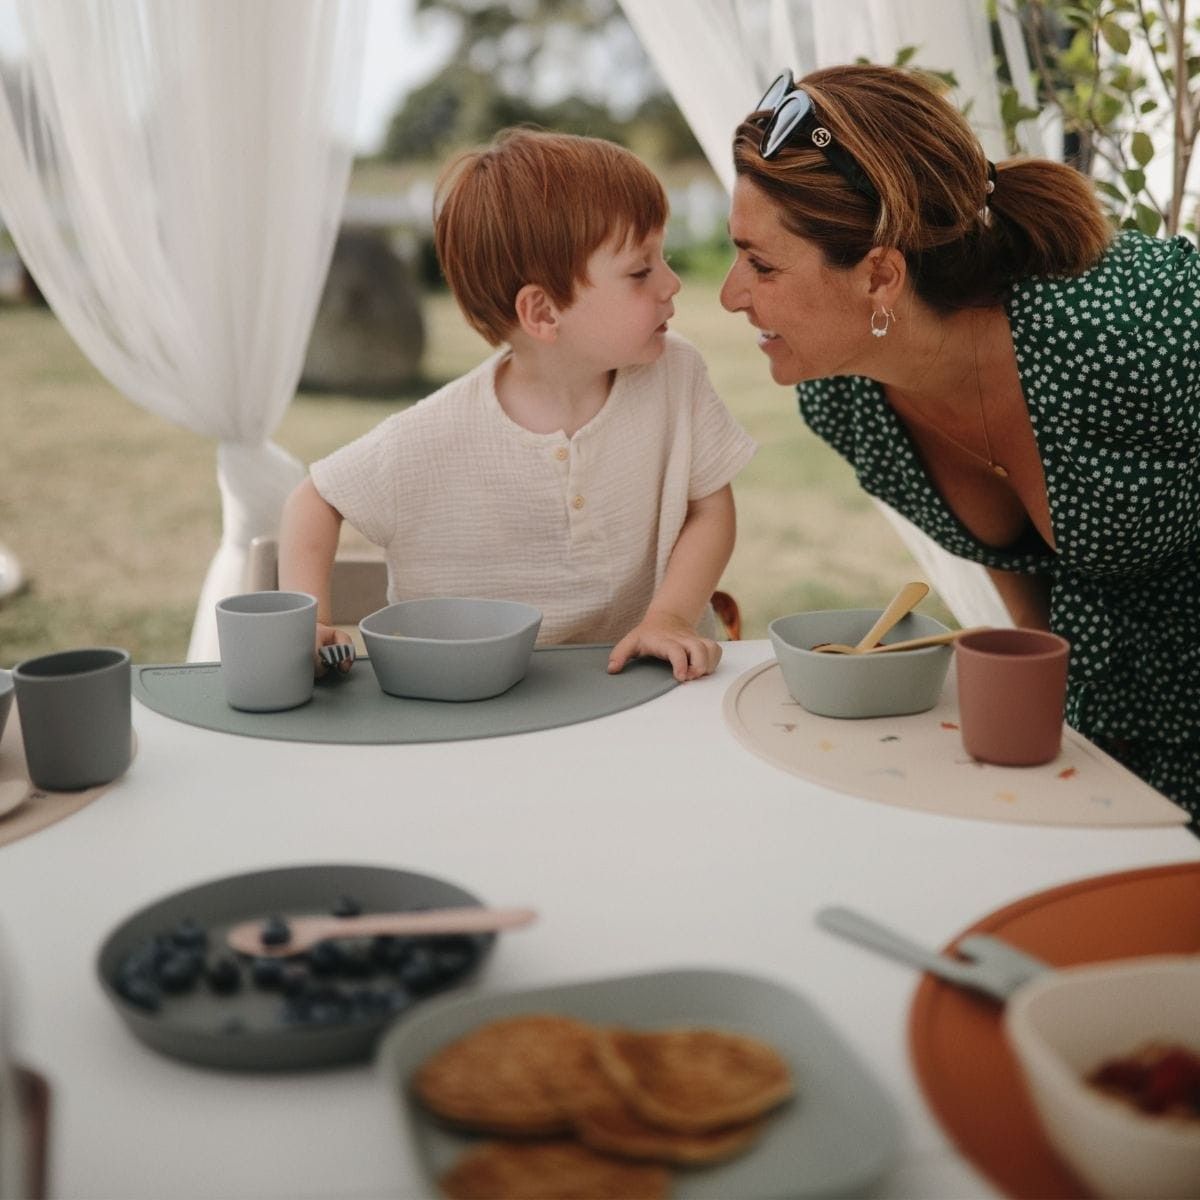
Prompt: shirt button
<box><xmin>572</xmin><ymin>495</ymin><xmax>585</xmax><ymax>510</ymax></box>
<box><xmin>555</xmin><ymin>447</ymin><xmax>568</xmax><ymax>461</ymax></box>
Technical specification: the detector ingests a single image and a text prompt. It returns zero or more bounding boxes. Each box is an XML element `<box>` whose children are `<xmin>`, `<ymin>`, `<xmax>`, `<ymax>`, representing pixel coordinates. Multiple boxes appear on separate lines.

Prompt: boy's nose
<box><xmin>662</xmin><ymin>264</ymin><xmax>681</xmax><ymax>298</ymax></box>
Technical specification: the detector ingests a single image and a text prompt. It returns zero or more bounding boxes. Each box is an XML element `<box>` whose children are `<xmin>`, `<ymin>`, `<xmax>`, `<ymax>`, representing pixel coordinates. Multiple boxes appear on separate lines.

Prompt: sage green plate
<box><xmin>378</xmin><ymin>967</ymin><xmax>899</xmax><ymax>1198</ymax></box>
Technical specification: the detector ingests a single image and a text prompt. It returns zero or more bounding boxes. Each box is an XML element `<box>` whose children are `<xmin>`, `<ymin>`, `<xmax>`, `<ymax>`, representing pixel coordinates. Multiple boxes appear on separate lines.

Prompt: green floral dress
<box><xmin>797</xmin><ymin>231</ymin><xmax>1200</xmax><ymax>825</ymax></box>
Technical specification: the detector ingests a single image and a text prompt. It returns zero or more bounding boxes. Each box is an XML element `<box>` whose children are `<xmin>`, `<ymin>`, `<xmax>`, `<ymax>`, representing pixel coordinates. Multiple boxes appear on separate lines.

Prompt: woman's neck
<box><xmin>494</xmin><ymin>340</ymin><xmax>615</xmax><ymax>438</ymax></box>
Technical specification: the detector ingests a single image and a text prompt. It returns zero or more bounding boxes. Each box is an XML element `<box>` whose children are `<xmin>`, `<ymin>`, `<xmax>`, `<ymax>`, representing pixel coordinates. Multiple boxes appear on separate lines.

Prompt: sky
<box><xmin>356</xmin><ymin>0</ymin><xmax>456</xmax><ymax>152</ymax></box>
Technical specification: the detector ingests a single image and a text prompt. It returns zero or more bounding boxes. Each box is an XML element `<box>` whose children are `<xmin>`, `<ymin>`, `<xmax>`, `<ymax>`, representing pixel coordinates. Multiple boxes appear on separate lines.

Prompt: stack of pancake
<box><xmin>413</xmin><ymin>1014</ymin><xmax>794</xmax><ymax>1199</ymax></box>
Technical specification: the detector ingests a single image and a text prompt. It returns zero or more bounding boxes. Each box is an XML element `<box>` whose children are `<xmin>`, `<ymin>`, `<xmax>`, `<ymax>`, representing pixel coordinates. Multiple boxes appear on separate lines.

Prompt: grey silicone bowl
<box><xmin>96</xmin><ymin>863</ymin><xmax>496</xmax><ymax>1071</ymax></box>
<box><xmin>768</xmin><ymin>609</ymin><xmax>953</xmax><ymax>719</ymax></box>
<box><xmin>360</xmin><ymin>598</ymin><xmax>543</xmax><ymax>702</ymax></box>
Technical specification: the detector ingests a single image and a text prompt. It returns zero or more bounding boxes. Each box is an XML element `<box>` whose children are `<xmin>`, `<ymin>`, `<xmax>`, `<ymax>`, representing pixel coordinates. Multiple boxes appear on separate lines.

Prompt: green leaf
<box><xmin>1095</xmin><ymin>180</ymin><xmax>1127</xmax><ymax>203</ymax></box>
<box><xmin>1122</xmin><ymin>168</ymin><xmax>1146</xmax><ymax>192</ymax></box>
<box><xmin>1135</xmin><ymin>202</ymin><xmax>1162</xmax><ymax>235</ymax></box>
<box><xmin>894</xmin><ymin>45</ymin><xmax>918</xmax><ymax>67</ymax></box>
<box><xmin>1100</xmin><ymin>19</ymin><xmax>1132</xmax><ymax>54</ymax></box>
<box><xmin>1140</xmin><ymin>98</ymin><xmax>1159</xmax><ymax>113</ymax></box>
<box><xmin>1131</xmin><ymin>131</ymin><xmax>1154</xmax><ymax>166</ymax></box>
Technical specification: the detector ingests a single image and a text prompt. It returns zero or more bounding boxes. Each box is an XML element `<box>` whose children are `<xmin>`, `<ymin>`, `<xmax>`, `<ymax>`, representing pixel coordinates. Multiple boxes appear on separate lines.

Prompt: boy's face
<box><xmin>555</xmin><ymin>228</ymin><xmax>680</xmax><ymax>370</ymax></box>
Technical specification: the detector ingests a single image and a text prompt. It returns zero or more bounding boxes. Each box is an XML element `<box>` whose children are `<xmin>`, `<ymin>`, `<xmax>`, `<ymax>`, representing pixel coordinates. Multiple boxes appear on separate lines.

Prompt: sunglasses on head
<box><xmin>754</xmin><ymin>70</ymin><xmax>879</xmax><ymax>203</ymax></box>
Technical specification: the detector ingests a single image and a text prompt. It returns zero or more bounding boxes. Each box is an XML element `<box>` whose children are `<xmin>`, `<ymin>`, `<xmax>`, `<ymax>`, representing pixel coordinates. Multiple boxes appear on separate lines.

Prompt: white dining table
<box><xmin>0</xmin><ymin>639</ymin><xmax>1195</xmax><ymax>1200</ymax></box>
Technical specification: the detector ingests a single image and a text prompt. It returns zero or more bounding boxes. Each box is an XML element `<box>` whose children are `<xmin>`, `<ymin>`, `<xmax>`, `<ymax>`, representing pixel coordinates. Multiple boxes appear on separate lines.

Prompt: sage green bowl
<box><xmin>360</xmin><ymin>598</ymin><xmax>543</xmax><ymax>702</ymax></box>
<box><xmin>768</xmin><ymin>609</ymin><xmax>953</xmax><ymax>719</ymax></box>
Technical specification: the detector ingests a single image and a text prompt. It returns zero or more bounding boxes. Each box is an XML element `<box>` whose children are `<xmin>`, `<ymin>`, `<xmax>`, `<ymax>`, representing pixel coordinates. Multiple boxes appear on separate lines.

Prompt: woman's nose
<box><xmin>719</xmin><ymin>263</ymin><xmax>745</xmax><ymax>312</ymax></box>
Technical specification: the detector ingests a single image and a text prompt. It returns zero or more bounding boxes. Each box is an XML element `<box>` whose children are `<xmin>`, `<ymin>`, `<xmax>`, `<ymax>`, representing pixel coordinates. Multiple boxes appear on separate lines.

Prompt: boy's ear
<box><xmin>863</xmin><ymin>246</ymin><xmax>907</xmax><ymax>309</ymax></box>
<box><xmin>513</xmin><ymin>283</ymin><xmax>560</xmax><ymax>343</ymax></box>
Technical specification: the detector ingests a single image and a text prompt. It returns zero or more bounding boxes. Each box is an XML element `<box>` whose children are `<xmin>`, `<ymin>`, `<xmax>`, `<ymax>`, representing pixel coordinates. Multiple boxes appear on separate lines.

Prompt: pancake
<box><xmin>556</xmin><ymin>1032</ymin><xmax>766</xmax><ymax>1165</ymax></box>
<box><xmin>592</xmin><ymin>1027</ymin><xmax>793</xmax><ymax>1133</ymax></box>
<box><xmin>439</xmin><ymin>1140</ymin><xmax>671</xmax><ymax>1200</ymax></box>
<box><xmin>414</xmin><ymin>1014</ymin><xmax>598</xmax><ymax>1135</ymax></box>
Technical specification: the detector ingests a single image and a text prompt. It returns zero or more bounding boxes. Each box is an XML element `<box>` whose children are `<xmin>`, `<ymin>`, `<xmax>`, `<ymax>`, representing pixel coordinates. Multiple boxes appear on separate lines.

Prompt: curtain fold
<box><xmin>0</xmin><ymin>0</ymin><xmax>367</xmax><ymax>659</ymax></box>
<box><xmin>617</xmin><ymin>0</ymin><xmax>1012</xmax><ymax>627</ymax></box>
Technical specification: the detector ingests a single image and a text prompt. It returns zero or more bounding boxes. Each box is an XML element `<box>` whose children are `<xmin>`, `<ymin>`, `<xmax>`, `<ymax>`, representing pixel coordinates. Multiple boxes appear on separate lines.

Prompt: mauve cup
<box><xmin>956</xmin><ymin>628</ymin><xmax>1071</xmax><ymax>766</ymax></box>
<box><xmin>12</xmin><ymin>647</ymin><xmax>132</xmax><ymax>791</ymax></box>
<box><xmin>216</xmin><ymin>591</ymin><xmax>316</xmax><ymax>712</ymax></box>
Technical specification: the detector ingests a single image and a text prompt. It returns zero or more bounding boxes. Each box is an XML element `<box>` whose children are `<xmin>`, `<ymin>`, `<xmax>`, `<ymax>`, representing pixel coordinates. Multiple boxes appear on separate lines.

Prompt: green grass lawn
<box><xmin>0</xmin><ymin>278</ymin><xmax>933</xmax><ymax>667</ymax></box>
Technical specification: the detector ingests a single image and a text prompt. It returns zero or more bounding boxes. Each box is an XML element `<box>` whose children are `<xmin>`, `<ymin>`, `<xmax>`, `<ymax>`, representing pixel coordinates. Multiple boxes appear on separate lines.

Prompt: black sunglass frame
<box><xmin>755</xmin><ymin>70</ymin><xmax>879</xmax><ymax>203</ymax></box>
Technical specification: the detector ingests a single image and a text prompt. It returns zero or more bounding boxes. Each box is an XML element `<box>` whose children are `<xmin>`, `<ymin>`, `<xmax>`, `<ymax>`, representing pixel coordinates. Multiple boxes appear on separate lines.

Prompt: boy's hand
<box><xmin>314</xmin><ymin>623</ymin><xmax>354</xmax><ymax>677</ymax></box>
<box><xmin>607</xmin><ymin>613</ymin><xmax>722</xmax><ymax>682</ymax></box>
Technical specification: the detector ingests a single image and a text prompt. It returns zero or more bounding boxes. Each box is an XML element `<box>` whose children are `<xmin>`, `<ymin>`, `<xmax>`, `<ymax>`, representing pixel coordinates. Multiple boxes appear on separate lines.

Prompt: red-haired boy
<box><xmin>280</xmin><ymin>129</ymin><xmax>755</xmax><ymax>681</ymax></box>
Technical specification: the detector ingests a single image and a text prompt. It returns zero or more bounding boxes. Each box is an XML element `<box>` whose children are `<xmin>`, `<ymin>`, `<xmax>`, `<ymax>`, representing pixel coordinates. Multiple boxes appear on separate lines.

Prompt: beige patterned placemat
<box><xmin>0</xmin><ymin>708</ymin><xmax>134</xmax><ymax>849</ymax></box>
<box><xmin>724</xmin><ymin>659</ymin><xmax>1187</xmax><ymax>828</ymax></box>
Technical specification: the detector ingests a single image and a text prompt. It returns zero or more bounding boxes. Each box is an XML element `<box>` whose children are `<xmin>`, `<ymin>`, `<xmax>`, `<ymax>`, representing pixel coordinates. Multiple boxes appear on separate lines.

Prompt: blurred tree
<box><xmin>382</xmin><ymin>0</ymin><xmax>699</xmax><ymax>161</ymax></box>
<box><xmin>996</xmin><ymin>0</ymin><xmax>1199</xmax><ymax>237</ymax></box>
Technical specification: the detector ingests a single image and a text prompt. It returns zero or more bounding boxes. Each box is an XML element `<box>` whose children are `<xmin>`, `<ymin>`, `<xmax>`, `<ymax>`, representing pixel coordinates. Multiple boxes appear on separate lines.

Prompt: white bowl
<box><xmin>1005</xmin><ymin>956</ymin><xmax>1200</xmax><ymax>1199</ymax></box>
<box><xmin>360</xmin><ymin>598</ymin><xmax>542</xmax><ymax>702</ymax></box>
<box><xmin>767</xmin><ymin>609</ymin><xmax>952</xmax><ymax>719</ymax></box>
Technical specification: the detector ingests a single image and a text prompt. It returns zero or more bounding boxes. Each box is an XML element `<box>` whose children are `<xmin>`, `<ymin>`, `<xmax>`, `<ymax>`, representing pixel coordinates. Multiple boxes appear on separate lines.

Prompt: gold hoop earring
<box><xmin>870</xmin><ymin>307</ymin><xmax>895</xmax><ymax>338</ymax></box>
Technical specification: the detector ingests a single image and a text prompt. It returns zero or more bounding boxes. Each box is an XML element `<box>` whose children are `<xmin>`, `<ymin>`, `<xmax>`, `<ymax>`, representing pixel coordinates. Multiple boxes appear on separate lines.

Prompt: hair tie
<box><xmin>985</xmin><ymin>160</ymin><xmax>997</xmax><ymax>195</ymax></box>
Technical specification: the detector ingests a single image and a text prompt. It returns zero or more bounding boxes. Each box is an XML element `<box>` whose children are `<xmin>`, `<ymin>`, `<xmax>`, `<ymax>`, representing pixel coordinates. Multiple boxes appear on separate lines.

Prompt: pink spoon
<box><xmin>226</xmin><ymin>905</ymin><xmax>537</xmax><ymax>957</ymax></box>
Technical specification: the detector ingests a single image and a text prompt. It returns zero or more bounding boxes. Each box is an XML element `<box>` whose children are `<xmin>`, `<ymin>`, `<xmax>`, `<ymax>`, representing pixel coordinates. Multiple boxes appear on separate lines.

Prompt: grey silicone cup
<box><xmin>95</xmin><ymin>863</ymin><xmax>496</xmax><ymax>1072</ymax></box>
<box><xmin>0</xmin><ymin>669</ymin><xmax>12</xmax><ymax>743</ymax></box>
<box><xmin>769</xmin><ymin>609</ymin><xmax>953</xmax><ymax>719</ymax></box>
<box><xmin>12</xmin><ymin>647</ymin><xmax>131</xmax><ymax>790</ymax></box>
<box><xmin>360</xmin><ymin>597</ymin><xmax>543</xmax><ymax>702</ymax></box>
<box><xmin>216</xmin><ymin>591</ymin><xmax>316</xmax><ymax>712</ymax></box>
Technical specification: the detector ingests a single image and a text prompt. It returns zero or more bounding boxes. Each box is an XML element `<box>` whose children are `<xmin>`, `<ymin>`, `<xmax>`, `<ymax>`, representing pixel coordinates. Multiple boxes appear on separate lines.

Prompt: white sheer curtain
<box><xmin>0</xmin><ymin>0</ymin><xmax>367</xmax><ymax>659</ymax></box>
<box><xmin>618</xmin><ymin>0</ymin><xmax>1013</xmax><ymax>627</ymax></box>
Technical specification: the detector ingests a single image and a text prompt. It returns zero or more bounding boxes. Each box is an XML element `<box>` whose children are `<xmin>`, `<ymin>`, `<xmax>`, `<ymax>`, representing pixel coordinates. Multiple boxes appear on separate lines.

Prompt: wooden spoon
<box><xmin>812</xmin><ymin>627</ymin><xmax>985</xmax><ymax>655</ymax></box>
<box><xmin>227</xmin><ymin>905</ymin><xmax>537</xmax><ymax>958</ymax></box>
<box><xmin>812</xmin><ymin>581</ymin><xmax>929</xmax><ymax>654</ymax></box>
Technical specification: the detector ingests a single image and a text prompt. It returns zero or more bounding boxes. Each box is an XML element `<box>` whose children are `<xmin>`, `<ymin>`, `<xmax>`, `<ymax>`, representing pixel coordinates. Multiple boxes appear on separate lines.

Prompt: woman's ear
<box><xmin>513</xmin><ymin>284</ymin><xmax>559</xmax><ymax>343</ymax></box>
<box><xmin>863</xmin><ymin>247</ymin><xmax>907</xmax><ymax>309</ymax></box>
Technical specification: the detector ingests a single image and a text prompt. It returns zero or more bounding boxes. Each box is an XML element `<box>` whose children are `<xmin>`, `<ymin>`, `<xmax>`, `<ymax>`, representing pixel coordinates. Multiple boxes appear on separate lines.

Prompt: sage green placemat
<box><xmin>133</xmin><ymin>646</ymin><xmax>678</xmax><ymax>744</ymax></box>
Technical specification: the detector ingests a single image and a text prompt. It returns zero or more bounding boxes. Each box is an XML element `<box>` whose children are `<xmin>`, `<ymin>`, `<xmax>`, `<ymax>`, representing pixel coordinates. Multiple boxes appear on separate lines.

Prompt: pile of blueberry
<box><xmin>112</xmin><ymin>895</ymin><xmax>483</xmax><ymax>1031</ymax></box>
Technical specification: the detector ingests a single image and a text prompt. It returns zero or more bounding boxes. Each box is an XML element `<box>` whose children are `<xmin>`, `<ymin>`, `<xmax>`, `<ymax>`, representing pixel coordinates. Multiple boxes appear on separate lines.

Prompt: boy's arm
<box><xmin>608</xmin><ymin>484</ymin><xmax>737</xmax><ymax>682</ymax></box>
<box><xmin>278</xmin><ymin>478</ymin><xmax>353</xmax><ymax>673</ymax></box>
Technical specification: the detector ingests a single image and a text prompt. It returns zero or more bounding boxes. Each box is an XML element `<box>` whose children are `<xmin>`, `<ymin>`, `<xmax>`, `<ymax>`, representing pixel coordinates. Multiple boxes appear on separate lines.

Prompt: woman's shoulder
<box><xmin>1012</xmin><ymin>230</ymin><xmax>1198</xmax><ymax>319</ymax></box>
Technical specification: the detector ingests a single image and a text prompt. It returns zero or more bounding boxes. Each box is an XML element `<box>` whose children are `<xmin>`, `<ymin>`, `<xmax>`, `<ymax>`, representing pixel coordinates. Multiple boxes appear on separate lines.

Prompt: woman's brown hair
<box><xmin>733</xmin><ymin>64</ymin><xmax>1112</xmax><ymax>309</ymax></box>
<box><xmin>435</xmin><ymin>128</ymin><xmax>668</xmax><ymax>345</ymax></box>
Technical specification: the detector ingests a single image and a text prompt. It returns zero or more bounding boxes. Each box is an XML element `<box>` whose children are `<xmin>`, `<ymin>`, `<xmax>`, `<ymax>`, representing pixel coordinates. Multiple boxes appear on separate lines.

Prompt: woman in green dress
<box><xmin>721</xmin><ymin>63</ymin><xmax>1200</xmax><ymax>826</ymax></box>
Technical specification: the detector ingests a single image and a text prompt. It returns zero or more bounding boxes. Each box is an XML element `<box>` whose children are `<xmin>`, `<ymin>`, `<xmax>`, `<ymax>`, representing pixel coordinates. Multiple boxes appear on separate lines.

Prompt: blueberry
<box><xmin>308</xmin><ymin>941</ymin><xmax>343</xmax><ymax>975</ymax></box>
<box><xmin>280</xmin><ymin>965</ymin><xmax>309</xmax><ymax>996</ymax></box>
<box><xmin>251</xmin><ymin>957</ymin><xmax>286</xmax><ymax>989</ymax></box>
<box><xmin>396</xmin><ymin>945</ymin><xmax>439</xmax><ymax>994</ymax></box>
<box><xmin>171</xmin><ymin>917</ymin><xmax>208</xmax><ymax>950</ymax></box>
<box><xmin>379</xmin><ymin>987</ymin><xmax>414</xmax><ymax>1017</ymax></box>
<box><xmin>119</xmin><ymin>976</ymin><xmax>162</xmax><ymax>1012</ymax></box>
<box><xmin>260</xmin><ymin>915</ymin><xmax>291</xmax><ymax>947</ymax></box>
<box><xmin>430</xmin><ymin>937</ymin><xmax>476</xmax><ymax>981</ymax></box>
<box><xmin>338</xmin><ymin>944</ymin><xmax>374</xmax><ymax>978</ymax></box>
<box><xmin>158</xmin><ymin>952</ymin><xmax>203</xmax><ymax>993</ymax></box>
<box><xmin>371</xmin><ymin>935</ymin><xmax>413</xmax><ymax>968</ymax></box>
<box><xmin>205</xmin><ymin>955</ymin><xmax>242</xmax><ymax>994</ymax></box>
<box><xmin>330</xmin><ymin>894</ymin><xmax>363</xmax><ymax>918</ymax></box>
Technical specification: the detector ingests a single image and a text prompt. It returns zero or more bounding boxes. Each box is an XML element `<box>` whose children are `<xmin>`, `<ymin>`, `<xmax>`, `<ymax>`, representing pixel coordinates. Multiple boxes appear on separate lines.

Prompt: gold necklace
<box><xmin>969</xmin><ymin>310</ymin><xmax>1008</xmax><ymax>478</ymax></box>
<box><xmin>897</xmin><ymin>311</ymin><xmax>1008</xmax><ymax>479</ymax></box>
